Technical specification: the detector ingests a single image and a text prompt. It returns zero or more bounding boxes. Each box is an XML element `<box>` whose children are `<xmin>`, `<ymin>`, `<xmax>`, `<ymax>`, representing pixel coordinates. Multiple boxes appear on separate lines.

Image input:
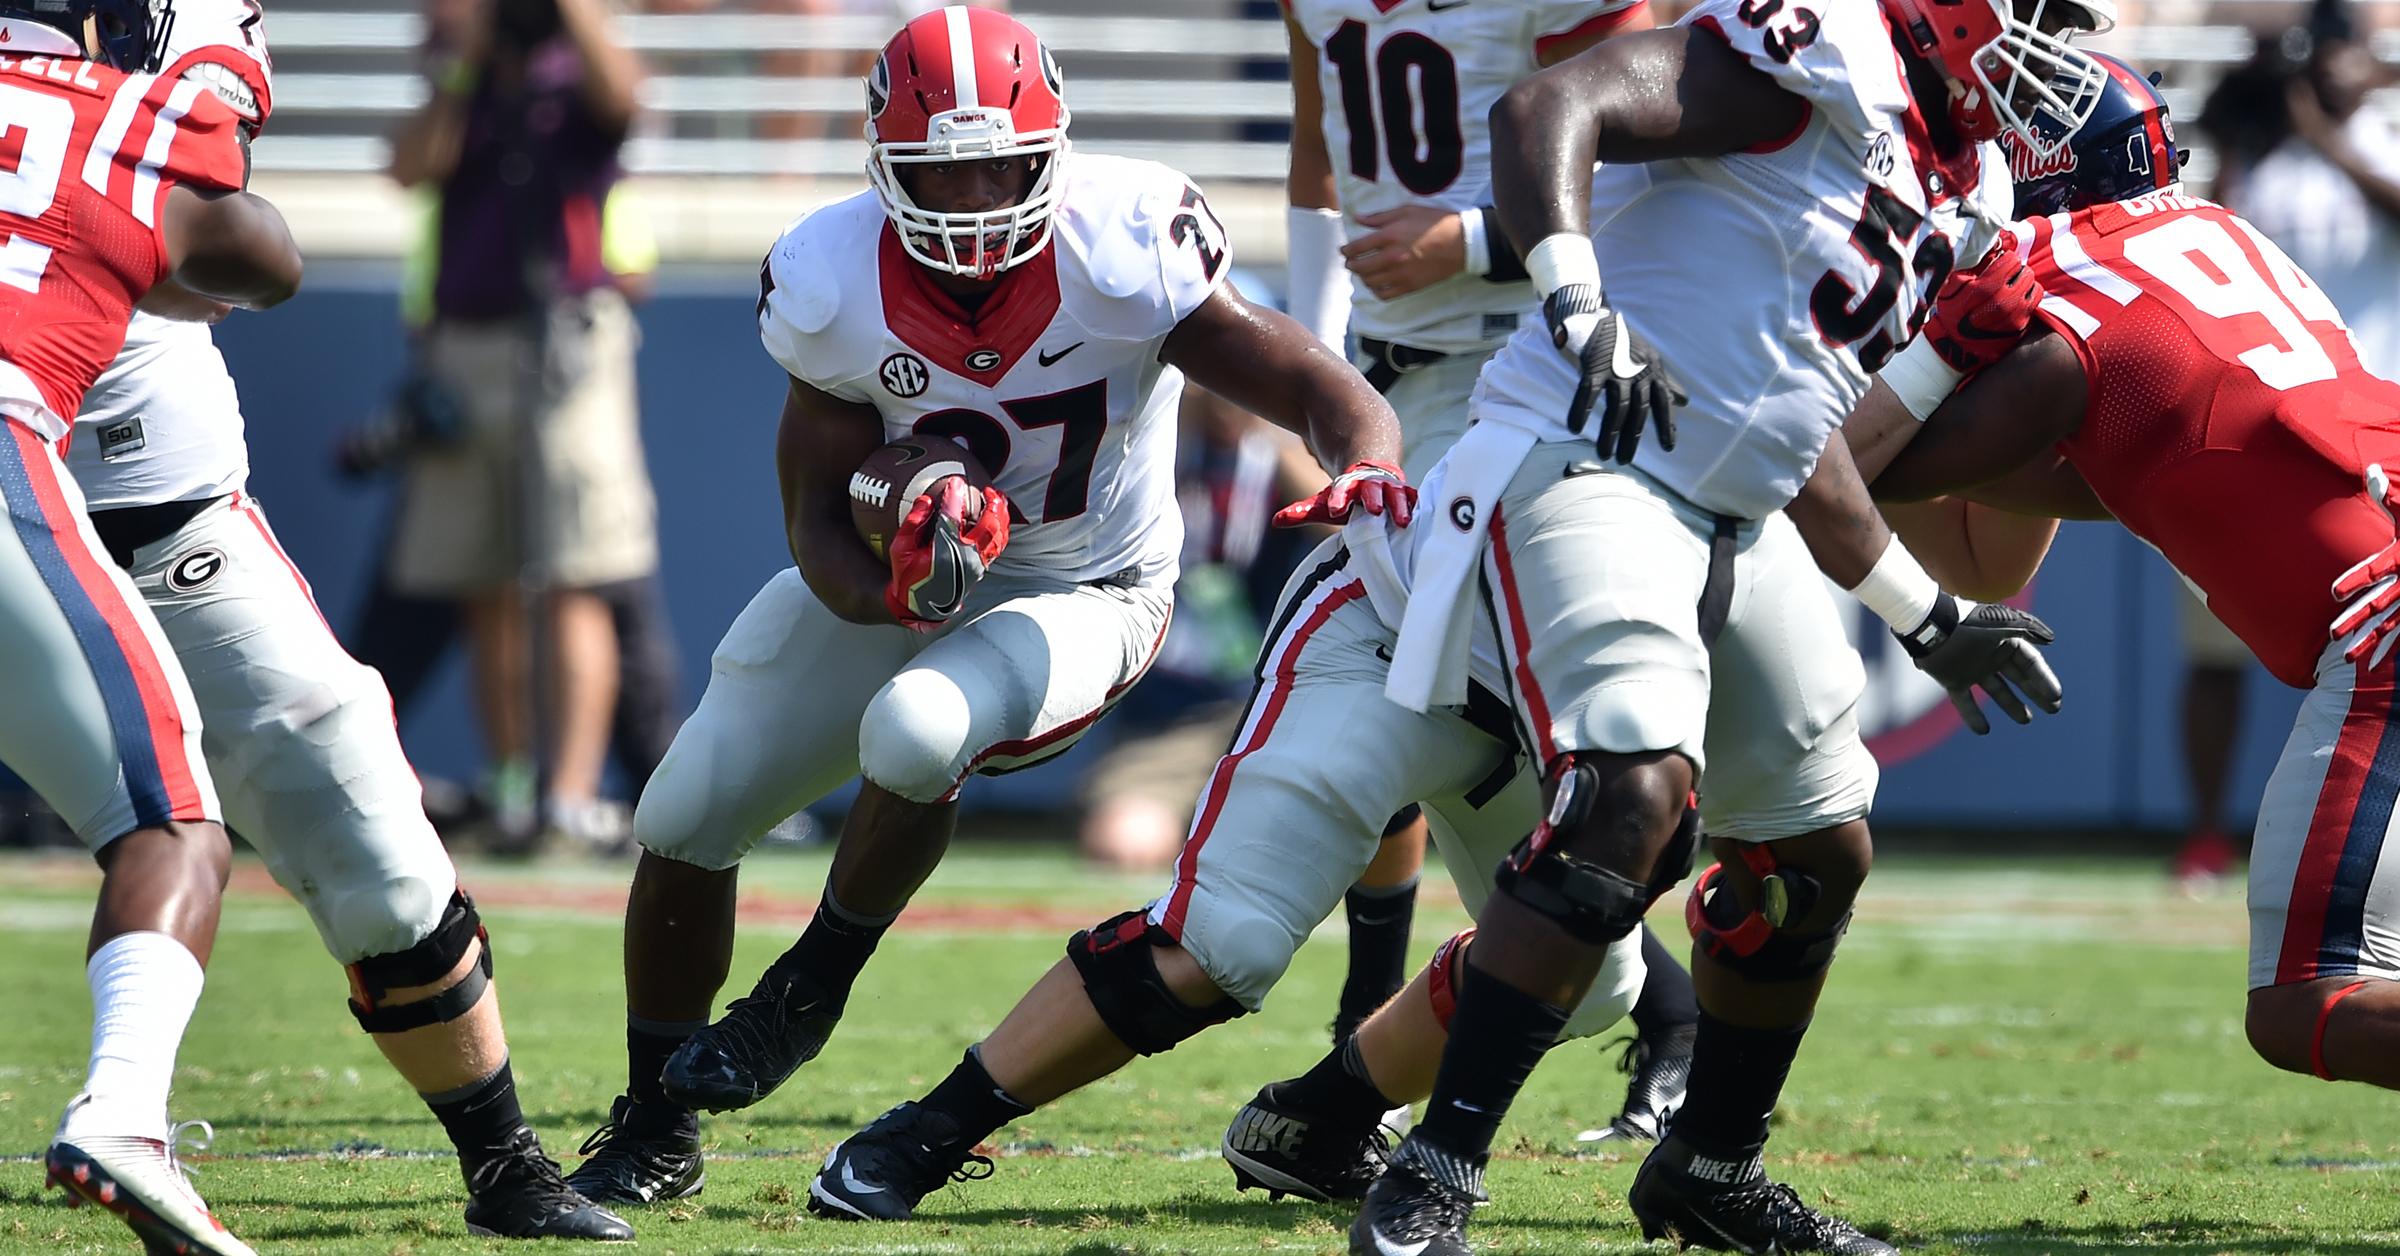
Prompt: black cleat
<box><xmin>1222</xmin><ymin>1081</ymin><xmax>1392</xmax><ymax>1203</ymax></box>
<box><xmin>564</xmin><ymin>1096</ymin><xmax>705</xmax><ymax>1205</ymax></box>
<box><xmin>1629</xmin><ymin>1144</ymin><xmax>1893</xmax><ymax>1254</ymax></box>
<box><xmin>1348</xmin><ymin>1137</ymin><xmax>1482</xmax><ymax>1256</ymax></box>
<box><xmin>661</xmin><ymin>962</ymin><xmax>841</xmax><ymax>1112</ymax></box>
<box><xmin>807</xmin><ymin>1102</ymin><xmax>994</xmax><ymax>1222</ymax></box>
<box><xmin>463</xmin><ymin>1129</ymin><xmax>636</xmax><ymax>1241</ymax></box>
<box><xmin>1581</xmin><ymin>1028</ymin><xmax>1693</xmax><ymax>1146</ymax></box>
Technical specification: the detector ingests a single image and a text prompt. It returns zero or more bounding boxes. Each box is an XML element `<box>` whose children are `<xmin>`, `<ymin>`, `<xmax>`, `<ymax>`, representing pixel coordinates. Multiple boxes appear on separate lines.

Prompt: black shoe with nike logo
<box><xmin>1347</xmin><ymin>1136</ymin><xmax>1480</xmax><ymax>1256</ymax></box>
<box><xmin>1222</xmin><ymin>1081</ymin><xmax>1392</xmax><ymax>1203</ymax></box>
<box><xmin>1629</xmin><ymin>1138</ymin><xmax>1894</xmax><ymax>1254</ymax></box>
<box><xmin>808</xmin><ymin>1102</ymin><xmax>993</xmax><ymax>1221</ymax></box>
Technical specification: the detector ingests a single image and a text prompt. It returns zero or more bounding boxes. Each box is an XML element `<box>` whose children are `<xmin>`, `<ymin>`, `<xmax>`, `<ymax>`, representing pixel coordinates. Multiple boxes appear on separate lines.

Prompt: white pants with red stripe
<box><xmin>637</xmin><ymin>565</ymin><xmax>1173</xmax><ymax>870</ymax></box>
<box><xmin>1145</xmin><ymin>541</ymin><xmax>1645</xmax><ymax>1031</ymax></box>
<box><xmin>1481</xmin><ymin>442</ymin><xmax>1877</xmax><ymax>841</ymax></box>
<box><xmin>0</xmin><ymin>422</ymin><xmax>217</xmax><ymax>847</ymax></box>
<box><xmin>2249</xmin><ymin>640</ymin><xmax>2400</xmax><ymax>989</ymax></box>
<box><xmin>120</xmin><ymin>494</ymin><xmax>457</xmax><ymax>964</ymax></box>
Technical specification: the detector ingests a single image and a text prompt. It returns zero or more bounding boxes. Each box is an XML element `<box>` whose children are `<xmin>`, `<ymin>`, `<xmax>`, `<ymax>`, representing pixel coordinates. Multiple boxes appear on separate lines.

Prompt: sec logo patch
<box><xmin>167</xmin><ymin>547</ymin><xmax>226</xmax><ymax>592</ymax></box>
<box><xmin>880</xmin><ymin>353</ymin><xmax>930</xmax><ymax>398</ymax></box>
<box><xmin>964</xmin><ymin>347</ymin><xmax>1004</xmax><ymax>373</ymax></box>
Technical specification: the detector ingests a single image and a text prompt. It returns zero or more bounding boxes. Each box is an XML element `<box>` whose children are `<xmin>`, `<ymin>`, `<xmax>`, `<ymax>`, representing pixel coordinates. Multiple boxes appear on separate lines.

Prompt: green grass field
<box><xmin>4</xmin><ymin>845</ymin><xmax>2400</xmax><ymax>1255</ymax></box>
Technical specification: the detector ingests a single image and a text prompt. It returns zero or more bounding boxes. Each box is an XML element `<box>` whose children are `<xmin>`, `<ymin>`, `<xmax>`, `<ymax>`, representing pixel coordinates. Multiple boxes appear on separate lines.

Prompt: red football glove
<box><xmin>1922</xmin><ymin>231</ymin><xmax>2045</xmax><ymax>375</ymax></box>
<box><xmin>2333</xmin><ymin>464</ymin><xmax>2400</xmax><ymax>665</ymax></box>
<box><xmin>885</xmin><ymin>478</ymin><xmax>1011</xmax><ymax>632</ymax></box>
<box><xmin>1272</xmin><ymin>459</ymin><xmax>1416</xmax><ymax>529</ymax></box>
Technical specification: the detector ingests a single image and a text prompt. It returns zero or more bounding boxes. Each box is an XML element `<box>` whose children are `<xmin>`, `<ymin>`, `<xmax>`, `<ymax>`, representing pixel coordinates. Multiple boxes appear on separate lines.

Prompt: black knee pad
<box><xmin>1491</xmin><ymin>756</ymin><xmax>1686</xmax><ymax>947</ymax></box>
<box><xmin>1684</xmin><ymin>848</ymin><xmax>1851</xmax><ymax>981</ymax></box>
<box><xmin>346</xmin><ymin>890</ymin><xmax>492</xmax><ymax>1035</ymax></box>
<box><xmin>1067</xmin><ymin>910</ymin><xmax>1246</xmax><ymax>1056</ymax></box>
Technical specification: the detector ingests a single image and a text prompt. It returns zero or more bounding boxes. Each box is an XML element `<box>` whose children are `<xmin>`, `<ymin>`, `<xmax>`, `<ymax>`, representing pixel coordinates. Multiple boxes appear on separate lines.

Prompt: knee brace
<box><xmin>345</xmin><ymin>890</ymin><xmax>491</xmax><ymax>1035</ymax></box>
<box><xmin>1685</xmin><ymin>846</ymin><xmax>1850</xmax><ymax>982</ymax></box>
<box><xmin>1491</xmin><ymin>756</ymin><xmax>1702</xmax><ymax>946</ymax></box>
<box><xmin>1067</xmin><ymin>910</ymin><xmax>1246</xmax><ymax>1056</ymax></box>
<box><xmin>1425</xmin><ymin>928</ymin><xmax>1476</xmax><ymax>1030</ymax></box>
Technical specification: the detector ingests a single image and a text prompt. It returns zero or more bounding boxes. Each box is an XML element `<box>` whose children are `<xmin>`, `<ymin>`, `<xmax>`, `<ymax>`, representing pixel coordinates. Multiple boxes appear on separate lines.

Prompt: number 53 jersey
<box><xmin>1471</xmin><ymin>0</ymin><xmax>2010</xmax><ymax>519</ymax></box>
<box><xmin>0</xmin><ymin>58</ymin><xmax>248</xmax><ymax>440</ymax></box>
<box><xmin>759</xmin><ymin>153</ymin><xmax>1231</xmax><ymax>590</ymax></box>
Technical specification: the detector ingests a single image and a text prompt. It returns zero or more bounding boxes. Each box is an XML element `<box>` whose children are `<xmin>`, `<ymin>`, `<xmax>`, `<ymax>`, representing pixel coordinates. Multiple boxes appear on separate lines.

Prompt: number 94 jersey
<box><xmin>759</xmin><ymin>154</ymin><xmax>1229</xmax><ymax>589</ymax></box>
<box><xmin>0</xmin><ymin>59</ymin><xmax>248</xmax><ymax>439</ymax></box>
<box><xmin>1473</xmin><ymin>0</ymin><xmax>2009</xmax><ymax>519</ymax></box>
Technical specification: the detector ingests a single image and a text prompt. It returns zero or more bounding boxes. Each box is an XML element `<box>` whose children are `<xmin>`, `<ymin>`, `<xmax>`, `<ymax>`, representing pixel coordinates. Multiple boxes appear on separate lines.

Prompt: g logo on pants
<box><xmin>167</xmin><ymin>547</ymin><xmax>227</xmax><ymax>592</ymax></box>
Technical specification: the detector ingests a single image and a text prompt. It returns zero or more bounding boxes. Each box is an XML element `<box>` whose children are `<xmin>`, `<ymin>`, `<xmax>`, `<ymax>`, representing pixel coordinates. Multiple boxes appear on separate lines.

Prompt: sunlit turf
<box><xmin>4</xmin><ymin>846</ymin><xmax>2399</xmax><ymax>1254</ymax></box>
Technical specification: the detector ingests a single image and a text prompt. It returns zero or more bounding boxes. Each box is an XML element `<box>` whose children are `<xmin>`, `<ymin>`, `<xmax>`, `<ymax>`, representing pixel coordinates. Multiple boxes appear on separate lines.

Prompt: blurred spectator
<box><xmin>385</xmin><ymin>0</ymin><xmax>660</xmax><ymax>850</ymax></box>
<box><xmin>2173</xmin><ymin>590</ymin><xmax>2249</xmax><ymax>891</ymax></box>
<box><xmin>2205</xmin><ymin>0</ymin><xmax>2400</xmax><ymax>379</ymax></box>
<box><xmin>1079</xmin><ymin>376</ymin><xmax>1333</xmax><ymax>870</ymax></box>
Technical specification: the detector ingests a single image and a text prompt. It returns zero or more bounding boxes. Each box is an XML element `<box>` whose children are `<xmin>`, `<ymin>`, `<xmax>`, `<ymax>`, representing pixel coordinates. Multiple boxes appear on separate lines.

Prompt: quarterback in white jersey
<box><xmin>569</xmin><ymin>6</ymin><xmax>1410</xmax><ymax>1212</ymax></box>
<box><xmin>1330</xmin><ymin>0</ymin><xmax>2097</xmax><ymax>1250</ymax></box>
<box><xmin>56</xmin><ymin>2</ymin><xmax>635</xmax><ymax>1241</ymax></box>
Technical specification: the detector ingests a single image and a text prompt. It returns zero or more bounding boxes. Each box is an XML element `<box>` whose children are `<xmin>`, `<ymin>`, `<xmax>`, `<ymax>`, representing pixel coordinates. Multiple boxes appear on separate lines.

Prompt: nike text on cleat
<box><xmin>564</xmin><ymin>1095</ymin><xmax>706</xmax><ymax>1206</ymax></box>
<box><xmin>808</xmin><ymin>1102</ymin><xmax>994</xmax><ymax>1222</ymax></box>
<box><xmin>1222</xmin><ymin>1083</ymin><xmax>1392</xmax><ymax>1203</ymax></box>
<box><xmin>1629</xmin><ymin>1144</ymin><xmax>1894</xmax><ymax>1254</ymax></box>
<box><xmin>46</xmin><ymin>1123</ymin><xmax>257</xmax><ymax>1256</ymax></box>
<box><xmin>661</xmin><ymin>962</ymin><xmax>842</xmax><ymax>1112</ymax></box>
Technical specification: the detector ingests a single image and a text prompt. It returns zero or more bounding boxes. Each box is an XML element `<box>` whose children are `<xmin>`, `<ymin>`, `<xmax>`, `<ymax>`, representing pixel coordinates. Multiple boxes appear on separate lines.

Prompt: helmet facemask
<box><xmin>866</xmin><ymin>106</ymin><xmax>1068</xmax><ymax>281</ymax></box>
<box><xmin>1967</xmin><ymin>0</ymin><xmax>2110</xmax><ymax>159</ymax></box>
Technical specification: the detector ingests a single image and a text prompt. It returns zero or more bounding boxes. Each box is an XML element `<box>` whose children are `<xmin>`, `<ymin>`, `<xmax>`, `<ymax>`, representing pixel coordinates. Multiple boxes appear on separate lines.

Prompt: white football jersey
<box><xmin>67</xmin><ymin>0</ymin><xmax>271</xmax><ymax>510</ymax></box>
<box><xmin>1470</xmin><ymin>0</ymin><xmax>2011</xmax><ymax>518</ymax></box>
<box><xmin>1288</xmin><ymin>0</ymin><xmax>1641</xmax><ymax>354</ymax></box>
<box><xmin>760</xmin><ymin>153</ymin><xmax>1229</xmax><ymax>588</ymax></box>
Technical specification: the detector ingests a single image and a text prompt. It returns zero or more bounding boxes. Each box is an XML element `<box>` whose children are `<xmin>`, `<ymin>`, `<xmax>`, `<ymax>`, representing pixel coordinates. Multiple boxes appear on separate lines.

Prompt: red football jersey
<box><xmin>0</xmin><ymin>55</ymin><xmax>249</xmax><ymax>438</ymax></box>
<box><xmin>2025</xmin><ymin>194</ymin><xmax>2400</xmax><ymax>688</ymax></box>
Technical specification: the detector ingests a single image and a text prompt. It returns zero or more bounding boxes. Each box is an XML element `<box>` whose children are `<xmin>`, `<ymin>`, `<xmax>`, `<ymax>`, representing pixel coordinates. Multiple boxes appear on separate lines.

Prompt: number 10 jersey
<box><xmin>1285</xmin><ymin>0</ymin><xmax>1644</xmax><ymax>355</ymax></box>
<box><xmin>759</xmin><ymin>154</ymin><xmax>1228</xmax><ymax>590</ymax></box>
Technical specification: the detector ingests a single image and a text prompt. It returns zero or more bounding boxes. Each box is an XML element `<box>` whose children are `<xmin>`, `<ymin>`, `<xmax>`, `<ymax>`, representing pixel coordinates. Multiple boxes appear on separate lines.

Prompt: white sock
<box><xmin>59</xmin><ymin>932</ymin><xmax>205</xmax><ymax>1144</ymax></box>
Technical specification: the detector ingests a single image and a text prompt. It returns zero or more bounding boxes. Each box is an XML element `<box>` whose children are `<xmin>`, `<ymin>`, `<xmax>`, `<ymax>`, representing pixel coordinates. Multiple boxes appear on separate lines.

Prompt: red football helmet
<box><xmin>1884</xmin><ymin>0</ymin><xmax>2114</xmax><ymax>157</ymax></box>
<box><xmin>865</xmin><ymin>5</ymin><xmax>1069</xmax><ymax>280</ymax></box>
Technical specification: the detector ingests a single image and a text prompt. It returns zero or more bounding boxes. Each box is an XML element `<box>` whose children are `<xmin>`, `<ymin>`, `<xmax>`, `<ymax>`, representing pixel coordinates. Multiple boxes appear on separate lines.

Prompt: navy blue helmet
<box><xmin>2003</xmin><ymin>53</ymin><xmax>2186</xmax><ymax>218</ymax></box>
<box><xmin>0</xmin><ymin>0</ymin><xmax>174</xmax><ymax>72</ymax></box>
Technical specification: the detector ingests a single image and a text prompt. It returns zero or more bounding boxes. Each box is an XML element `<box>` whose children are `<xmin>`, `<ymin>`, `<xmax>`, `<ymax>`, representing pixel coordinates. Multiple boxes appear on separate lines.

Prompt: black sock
<box><xmin>1629</xmin><ymin>925</ymin><xmax>1699</xmax><ymax>1044</ymax></box>
<box><xmin>425</xmin><ymin>1059</ymin><xmax>532</xmax><ymax>1177</ymax></box>
<box><xmin>1337</xmin><ymin>873</ymin><xmax>1419</xmax><ymax>1041</ymax></box>
<box><xmin>1664</xmin><ymin>1010</ymin><xmax>1810</xmax><ymax>1169</ymax></box>
<box><xmin>1414</xmin><ymin>963</ymin><xmax>1569</xmax><ymax>1159</ymax></box>
<box><xmin>918</xmin><ymin>1046</ymin><xmax>1035</xmax><ymax>1149</ymax></box>
<box><xmin>625</xmin><ymin>1017</ymin><xmax>700</xmax><ymax>1119</ymax></box>
<box><xmin>775</xmin><ymin>888</ymin><xmax>900</xmax><ymax>1008</ymax></box>
<box><xmin>1282</xmin><ymin>1036</ymin><xmax>1400</xmax><ymax>1128</ymax></box>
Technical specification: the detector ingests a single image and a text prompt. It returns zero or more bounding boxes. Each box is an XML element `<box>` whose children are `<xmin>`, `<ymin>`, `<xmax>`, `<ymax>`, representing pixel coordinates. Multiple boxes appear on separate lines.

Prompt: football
<box><xmin>849</xmin><ymin>435</ymin><xmax>994</xmax><ymax>561</ymax></box>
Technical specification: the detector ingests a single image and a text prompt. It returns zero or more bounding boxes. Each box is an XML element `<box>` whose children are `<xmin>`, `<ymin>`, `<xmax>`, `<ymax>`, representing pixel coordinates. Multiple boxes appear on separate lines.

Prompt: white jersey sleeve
<box><xmin>758</xmin><ymin>194</ymin><xmax>888</xmax><ymax>404</ymax></box>
<box><xmin>157</xmin><ymin>0</ymin><xmax>273</xmax><ymax>123</ymax></box>
<box><xmin>1052</xmin><ymin>155</ymin><xmax>1230</xmax><ymax>340</ymax></box>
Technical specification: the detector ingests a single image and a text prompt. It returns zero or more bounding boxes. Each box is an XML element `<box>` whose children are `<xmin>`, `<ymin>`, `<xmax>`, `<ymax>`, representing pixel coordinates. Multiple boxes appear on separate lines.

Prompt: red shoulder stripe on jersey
<box><xmin>1534</xmin><ymin>4</ymin><xmax>1651</xmax><ymax>61</ymax></box>
<box><xmin>1689</xmin><ymin>17</ymin><xmax>1813</xmax><ymax>152</ymax></box>
<box><xmin>878</xmin><ymin>224</ymin><xmax>1063</xmax><ymax>383</ymax></box>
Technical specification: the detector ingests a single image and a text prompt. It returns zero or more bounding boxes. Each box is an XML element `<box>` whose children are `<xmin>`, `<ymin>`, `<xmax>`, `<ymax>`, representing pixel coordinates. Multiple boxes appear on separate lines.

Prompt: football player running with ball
<box><xmin>565</xmin><ymin>5</ymin><xmax>1411</xmax><ymax>1208</ymax></box>
<box><xmin>1334</xmin><ymin>0</ymin><xmax>2099</xmax><ymax>1247</ymax></box>
<box><xmin>1851</xmin><ymin>59</ymin><xmax>2400</xmax><ymax>1143</ymax></box>
<box><xmin>0</xmin><ymin>0</ymin><xmax>303</xmax><ymax>1252</ymax></box>
<box><xmin>1278</xmin><ymin>0</ymin><xmax>1700</xmax><ymax>1144</ymax></box>
<box><xmin>54</xmin><ymin>0</ymin><xmax>631</xmax><ymax>1240</ymax></box>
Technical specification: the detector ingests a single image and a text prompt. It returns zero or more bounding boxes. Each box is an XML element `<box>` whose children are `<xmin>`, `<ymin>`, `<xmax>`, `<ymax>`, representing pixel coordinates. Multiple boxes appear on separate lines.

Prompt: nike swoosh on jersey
<box><xmin>1427</xmin><ymin>0</ymin><xmax>1469</xmax><ymax>9</ymax></box>
<box><xmin>1368</xmin><ymin>1230</ymin><xmax>1433</xmax><ymax>1256</ymax></box>
<box><xmin>1038</xmin><ymin>342</ymin><xmax>1085</xmax><ymax>367</ymax></box>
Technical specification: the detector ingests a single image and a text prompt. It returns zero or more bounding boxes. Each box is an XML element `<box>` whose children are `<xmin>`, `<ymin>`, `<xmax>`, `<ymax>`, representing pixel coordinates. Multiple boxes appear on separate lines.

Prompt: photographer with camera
<box><xmin>383</xmin><ymin>0</ymin><xmax>658</xmax><ymax>848</ymax></box>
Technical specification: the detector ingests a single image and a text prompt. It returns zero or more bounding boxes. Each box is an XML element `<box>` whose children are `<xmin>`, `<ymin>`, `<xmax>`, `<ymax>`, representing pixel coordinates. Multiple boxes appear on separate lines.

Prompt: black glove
<box><xmin>1895</xmin><ymin>593</ymin><xmax>2064</xmax><ymax>735</ymax></box>
<box><xmin>1544</xmin><ymin>282</ymin><xmax>1686</xmax><ymax>463</ymax></box>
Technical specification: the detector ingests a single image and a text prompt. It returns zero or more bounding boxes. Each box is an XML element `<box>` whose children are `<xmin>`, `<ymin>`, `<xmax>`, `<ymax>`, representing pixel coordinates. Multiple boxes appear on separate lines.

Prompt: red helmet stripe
<box><xmin>945</xmin><ymin>5</ymin><xmax>981</xmax><ymax>111</ymax></box>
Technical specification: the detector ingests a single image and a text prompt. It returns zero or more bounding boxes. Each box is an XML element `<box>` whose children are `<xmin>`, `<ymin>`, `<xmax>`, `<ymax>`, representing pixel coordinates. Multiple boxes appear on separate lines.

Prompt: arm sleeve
<box><xmin>1286</xmin><ymin>204</ymin><xmax>1351</xmax><ymax>350</ymax></box>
